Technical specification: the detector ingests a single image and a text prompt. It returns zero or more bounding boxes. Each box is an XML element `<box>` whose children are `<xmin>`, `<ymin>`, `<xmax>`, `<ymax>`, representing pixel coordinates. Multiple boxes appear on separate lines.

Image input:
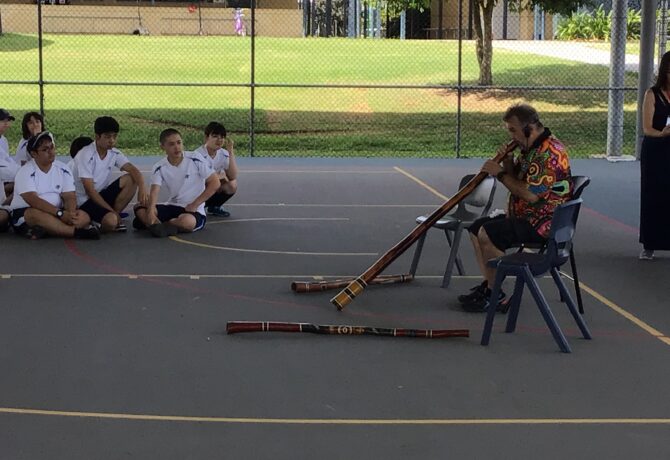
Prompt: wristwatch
<box><xmin>56</xmin><ymin>209</ymin><xmax>64</xmax><ymax>218</ymax></box>
<box><xmin>496</xmin><ymin>171</ymin><xmax>506</xmax><ymax>181</ymax></box>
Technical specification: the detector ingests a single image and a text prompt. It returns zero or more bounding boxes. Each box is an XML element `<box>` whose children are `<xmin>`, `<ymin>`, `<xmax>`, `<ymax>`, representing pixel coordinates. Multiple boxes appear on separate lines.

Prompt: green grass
<box><xmin>0</xmin><ymin>33</ymin><xmax>641</xmax><ymax>157</ymax></box>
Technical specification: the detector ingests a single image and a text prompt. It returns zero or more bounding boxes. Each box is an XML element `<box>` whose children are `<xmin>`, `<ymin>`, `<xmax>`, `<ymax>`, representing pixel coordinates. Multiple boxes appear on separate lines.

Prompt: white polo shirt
<box><xmin>14</xmin><ymin>138</ymin><xmax>31</xmax><ymax>165</ymax></box>
<box><xmin>151</xmin><ymin>153</ymin><xmax>214</xmax><ymax>216</ymax></box>
<box><xmin>0</xmin><ymin>135</ymin><xmax>19</xmax><ymax>182</ymax></box>
<box><xmin>10</xmin><ymin>160</ymin><xmax>75</xmax><ymax>210</ymax></box>
<box><xmin>72</xmin><ymin>143</ymin><xmax>129</xmax><ymax>206</ymax></box>
<box><xmin>191</xmin><ymin>145</ymin><xmax>230</xmax><ymax>173</ymax></box>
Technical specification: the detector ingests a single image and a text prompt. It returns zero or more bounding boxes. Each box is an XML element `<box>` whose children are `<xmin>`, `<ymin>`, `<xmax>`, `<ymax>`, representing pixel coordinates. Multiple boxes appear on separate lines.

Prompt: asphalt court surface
<box><xmin>1</xmin><ymin>157</ymin><xmax>669</xmax><ymax>459</ymax></box>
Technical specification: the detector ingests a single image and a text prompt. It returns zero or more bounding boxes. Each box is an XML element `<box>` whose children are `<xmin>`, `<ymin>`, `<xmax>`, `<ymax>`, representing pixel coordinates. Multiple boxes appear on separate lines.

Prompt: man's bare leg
<box><xmin>113</xmin><ymin>174</ymin><xmax>138</xmax><ymax>213</ymax></box>
<box><xmin>477</xmin><ymin>227</ymin><xmax>505</xmax><ymax>288</ymax></box>
<box><xmin>24</xmin><ymin>208</ymin><xmax>89</xmax><ymax>237</ymax></box>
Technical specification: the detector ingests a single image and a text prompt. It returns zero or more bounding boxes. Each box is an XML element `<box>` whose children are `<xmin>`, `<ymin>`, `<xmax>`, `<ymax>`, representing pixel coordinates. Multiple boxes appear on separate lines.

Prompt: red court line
<box><xmin>582</xmin><ymin>206</ymin><xmax>639</xmax><ymax>236</ymax></box>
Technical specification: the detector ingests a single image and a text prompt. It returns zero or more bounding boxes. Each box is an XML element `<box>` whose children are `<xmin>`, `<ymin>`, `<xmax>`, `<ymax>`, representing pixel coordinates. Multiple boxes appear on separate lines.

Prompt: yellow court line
<box><xmin>0</xmin><ymin>274</ymin><xmax>483</xmax><ymax>279</ymax></box>
<box><xmin>1</xmin><ymin>407</ymin><xmax>670</xmax><ymax>425</ymax></box>
<box><xmin>169</xmin><ymin>236</ymin><xmax>378</xmax><ymax>257</ymax></box>
<box><xmin>134</xmin><ymin>169</ymin><xmax>396</xmax><ymax>174</ymax></box>
<box><xmin>577</xmin><ymin>279</ymin><xmax>670</xmax><ymax>345</ymax></box>
<box><xmin>206</xmin><ymin>217</ymin><xmax>348</xmax><ymax>226</ymax></box>
<box><xmin>393</xmin><ymin>167</ymin><xmax>450</xmax><ymax>201</ymax></box>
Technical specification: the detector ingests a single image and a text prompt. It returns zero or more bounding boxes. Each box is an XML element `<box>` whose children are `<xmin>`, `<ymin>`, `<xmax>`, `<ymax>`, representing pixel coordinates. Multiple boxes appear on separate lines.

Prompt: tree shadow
<box><xmin>443</xmin><ymin>62</ymin><xmax>639</xmax><ymax>108</ymax></box>
<box><xmin>0</xmin><ymin>33</ymin><xmax>54</xmax><ymax>52</ymax></box>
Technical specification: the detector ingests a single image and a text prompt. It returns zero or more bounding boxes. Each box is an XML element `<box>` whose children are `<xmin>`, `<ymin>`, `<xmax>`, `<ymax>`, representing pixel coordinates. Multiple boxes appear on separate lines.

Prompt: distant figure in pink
<box><xmin>234</xmin><ymin>8</ymin><xmax>246</xmax><ymax>36</ymax></box>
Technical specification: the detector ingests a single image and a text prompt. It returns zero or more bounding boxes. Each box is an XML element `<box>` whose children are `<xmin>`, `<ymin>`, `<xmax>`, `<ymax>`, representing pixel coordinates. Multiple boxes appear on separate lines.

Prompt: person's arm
<box><xmin>21</xmin><ymin>192</ymin><xmax>61</xmax><ymax>216</ymax></box>
<box><xmin>81</xmin><ymin>178</ymin><xmax>116</xmax><ymax>214</ymax></box>
<box><xmin>120</xmin><ymin>162</ymin><xmax>148</xmax><ymax>205</ymax></box>
<box><xmin>224</xmin><ymin>139</ymin><xmax>238</xmax><ymax>181</ymax></box>
<box><xmin>481</xmin><ymin>159</ymin><xmax>538</xmax><ymax>203</ymax></box>
<box><xmin>185</xmin><ymin>173</ymin><xmax>221</xmax><ymax>213</ymax></box>
<box><xmin>642</xmin><ymin>89</ymin><xmax>670</xmax><ymax>137</ymax></box>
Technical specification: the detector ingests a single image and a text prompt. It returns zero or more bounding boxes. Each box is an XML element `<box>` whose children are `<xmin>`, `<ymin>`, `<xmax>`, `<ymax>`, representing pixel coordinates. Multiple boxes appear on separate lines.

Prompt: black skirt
<box><xmin>640</xmin><ymin>136</ymin><xmax>670</xmax><ymax>250</ymax></box>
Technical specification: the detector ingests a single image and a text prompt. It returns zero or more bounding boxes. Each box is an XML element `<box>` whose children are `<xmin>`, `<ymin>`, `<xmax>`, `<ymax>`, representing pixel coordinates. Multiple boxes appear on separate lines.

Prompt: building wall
<box><xmin>428</xmin><ymin>0</ymin><xmax>552</xmax><ymax>40</ymax></box>
<box><xmin>0</xmin><ymin>4</ymin><xmax>302</xmax><ymax>36</ymax></box>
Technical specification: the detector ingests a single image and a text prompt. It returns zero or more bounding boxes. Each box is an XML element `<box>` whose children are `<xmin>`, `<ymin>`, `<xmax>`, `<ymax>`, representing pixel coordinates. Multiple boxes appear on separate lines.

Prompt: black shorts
<box><xmin>468</xmin><ymin>215</ymin><xmax>545</xmax><ymax>251</ymax></box>
<box><xmin>135</xmin><ymin>204</ymin><xmax>205</xmax><ymax>232</ymax></box>
<box><xmin>79</xmin><ymin>177</ymin><xmax>123</xmax><ymax>223</ymax></box>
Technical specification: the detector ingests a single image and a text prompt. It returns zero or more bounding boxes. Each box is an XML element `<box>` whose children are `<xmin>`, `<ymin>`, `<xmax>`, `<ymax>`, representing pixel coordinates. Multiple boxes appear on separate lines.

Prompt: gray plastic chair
<box><xmin>409</xmin><ymin>174</ymin><xmax>496</xmax><ymax>288</ymax></box>
<box><xmin>481</xmin><ymin>199</ymin><xmax>592</xmax><ymax>353</ymax></box>
<box><xmin>514</xmin><ymin>175</ymin><xmax>590</xmax><ymax>314</ymax></box>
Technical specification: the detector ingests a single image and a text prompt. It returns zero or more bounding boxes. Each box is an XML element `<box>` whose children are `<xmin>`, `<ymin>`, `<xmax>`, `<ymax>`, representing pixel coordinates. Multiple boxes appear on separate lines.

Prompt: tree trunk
<box><xmin>473</xmin><ymin>0</ymin><xmax>495</xmax><ymax>85</ymax></box>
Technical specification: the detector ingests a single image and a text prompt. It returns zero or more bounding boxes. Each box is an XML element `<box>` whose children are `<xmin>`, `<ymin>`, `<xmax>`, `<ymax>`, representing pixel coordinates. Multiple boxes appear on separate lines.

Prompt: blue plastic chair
<box><xmin>409</xmin><ymin>174</ymin><xmax>496</xmax><ymax>288</ymax></box>
<box><xmin>480</xmin><ymin>199</ymin><xmax>592</xmax><ymax>353</ymax></box>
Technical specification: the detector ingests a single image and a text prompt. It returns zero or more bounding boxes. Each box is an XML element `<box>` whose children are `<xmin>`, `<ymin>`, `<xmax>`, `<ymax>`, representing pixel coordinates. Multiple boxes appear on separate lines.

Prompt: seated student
<box><xmin>9</xmin><ymin>131</ymin><xmax>99</xmax><ymax>240</ymax></box>
<box><xmin>133</xmin><ymin>128</ymin><xmax>220</xmax><ymax>237</ymax></box>
<box><xmin>71</xmin><ymin>116</ymin><xmax>148</xmax><ymax>233</ymax></box>
<box><xmin>67</xmin><ymin>136</ymin><xmax>94</xmax><ymax>169</ymax></box>
<box><xmin>0</xmin><ymin>108</ymin><xmax>19</xmax><ymax>204</ymax></box>
<box><xmin>15</xmin><ymin>112</ymin><xmax>45</xmax><ymax>166</ymax></box>
<box><xmin>0</xmin><ymin>179</ymin><xmax>8</xmax><ymax>232</ymax></box>
<box><xmin>190</xmin><ymin>121</ymin><xmax>238</xmax><ymax>217</ymax></box>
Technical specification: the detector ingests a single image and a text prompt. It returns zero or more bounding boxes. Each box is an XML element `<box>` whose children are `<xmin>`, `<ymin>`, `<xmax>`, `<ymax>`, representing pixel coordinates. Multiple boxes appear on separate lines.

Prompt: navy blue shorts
<box><xmin>79</xmin><ymin>177</ymin><xmax>123</xmax><ymax>223</ymax></box>
<box><xmin>131</xmin><ymin>204</ymin><xmax>206</xmax><ymax>232</ymax></box>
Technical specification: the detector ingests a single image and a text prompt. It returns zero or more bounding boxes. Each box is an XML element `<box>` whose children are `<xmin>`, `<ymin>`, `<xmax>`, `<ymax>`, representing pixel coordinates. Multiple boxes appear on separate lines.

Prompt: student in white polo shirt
<box><xmin>133</xmin><ymin>128</ymin><xmax>220</xmax><ymax>238</ymax></box>
<box><xmin>190</xmin><ymin>121</ymin><xmax>238</xmax><ymax>217</ymax></box>
<box><xmin>72</xmin><ymin>116</ymin><xmax>148</xmax><ymax>233</ymax></box>
<box><xmin>0</xmin><ymin>108</ymin><xmax>19</xmax><ymax>203</ymax></box>
<box><xmin>9</xmin><ymin>131</ymin><xmax>99</xmax><ymax>240</ymax></box>
<box><xmin>15</xmin><ymin>111</ymin><xmax>45</xmax><ymax>166</ymax></box>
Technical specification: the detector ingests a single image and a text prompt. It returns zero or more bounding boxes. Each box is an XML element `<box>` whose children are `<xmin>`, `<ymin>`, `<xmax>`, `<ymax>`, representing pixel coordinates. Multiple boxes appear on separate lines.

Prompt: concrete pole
<box><xmin>400</xmin><ymin>10</ymin><xmax>406</xmax><ymax>40</ymax></box>
<box><xmin>348</xmin><ymin>0</ymin><xmax>356</xmax><ymax>37</ymax></box>
<box><xmin>636</xmin><ymin>0</ymin><xmax>658</xmax><ymax>159</ymax></box>
<box><xmin>606</xmin><ymin>0</ymin><xmax>627</xmax><ymax>158</ymax></box>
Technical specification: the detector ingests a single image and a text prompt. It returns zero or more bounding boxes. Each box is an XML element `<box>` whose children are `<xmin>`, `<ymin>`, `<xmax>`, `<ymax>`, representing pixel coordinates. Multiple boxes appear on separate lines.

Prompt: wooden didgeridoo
<box><xmin>330</xmin><ymin>141</ymin><xmax>519</xmax><ymax>311</ymax></box>
<box><xmin>227</xmin><ymin>321</ymin><xmax>469</xmax><ymax>338</ymax></box>
<box><xmin>291</xmin><ymin>274</ymin><xmax>414</xmax><ymax>293</ymax></box>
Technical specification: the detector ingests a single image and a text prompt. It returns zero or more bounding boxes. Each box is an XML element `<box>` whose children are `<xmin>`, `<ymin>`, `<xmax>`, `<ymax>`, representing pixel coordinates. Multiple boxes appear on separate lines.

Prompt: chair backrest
<box><xmin>545</xmin><ymin>198</ymin><xmax>583</xmax><ymax>267</ymax></box>
<box><xmin>571</xmin><ymin>175</ymin><xmax>591</xmax><ymax>200</ymax></box>
<box><xmin>457</xmin><ymin>174</ymin><xmax>497</xmax><ymax>217</ymax></box>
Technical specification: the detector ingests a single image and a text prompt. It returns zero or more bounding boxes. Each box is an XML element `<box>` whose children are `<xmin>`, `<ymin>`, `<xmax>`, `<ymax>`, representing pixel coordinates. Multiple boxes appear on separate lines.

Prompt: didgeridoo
<box><xmin>227</xmin><ymin>321</ymin><xmax>469</xmax><ymax>339</ymax></box>
<box><xmin>330</xmin><ymin>141</ymin><xmax>518</xmax><ymax>310</ymax></box>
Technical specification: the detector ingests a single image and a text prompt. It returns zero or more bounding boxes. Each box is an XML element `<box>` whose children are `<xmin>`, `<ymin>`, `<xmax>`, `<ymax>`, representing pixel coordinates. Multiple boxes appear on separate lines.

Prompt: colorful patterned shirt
<box><xmin>509</xmin><ymin>129</ymin><xmax>572</xmax><ymax>238</ymax></box>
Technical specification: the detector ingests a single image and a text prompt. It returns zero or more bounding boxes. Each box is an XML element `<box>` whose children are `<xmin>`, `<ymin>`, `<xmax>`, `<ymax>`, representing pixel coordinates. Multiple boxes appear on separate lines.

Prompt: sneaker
<box><xmin>148</xmin><ymin>222</ymin><xmax>178</xmax><ymax>238</ymax></box>
<box><xmin>132</xmin><ymin>217</ymin><xmax>146</xmax><ymax>230</ymax></box>
<box><xmin>639</xmin><ymin>249</ymin><xmax>654</xmax><ymax>260</ymax></box>
<box><xmin>74</xmin><ymin>226</ymin><xmax>101</xmax><ymax>240</ymax></box>
<box><xmin>457</xmin><ymin>281</ymin><xmax>488</xmax><ymax>304</ymax></box>
<box><xmin>115</xmin><ymin>222</ymin><xmax>128</xmax><ymax>232</ymax></box>
<box><xmin>461</xmin><ymin>288</ymin><xmax>509</xmax><ymax>313</ymax></box>
<box><xmin>25</xmin><ymin>225</ymin><xmax>47</xmax><ymax>240</ymax></box>
<box><xmin>207</xmin><ymin>206</ymin><xmax>230</xmax><ymax>217</ymax></box>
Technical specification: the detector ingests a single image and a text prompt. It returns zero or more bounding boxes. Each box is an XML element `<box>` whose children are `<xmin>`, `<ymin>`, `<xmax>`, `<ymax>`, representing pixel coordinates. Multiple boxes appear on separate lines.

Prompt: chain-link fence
<box><xmin>0</xmin><ymin>0</ymin><xmax>660</xmax><ymax>158</ymax></box>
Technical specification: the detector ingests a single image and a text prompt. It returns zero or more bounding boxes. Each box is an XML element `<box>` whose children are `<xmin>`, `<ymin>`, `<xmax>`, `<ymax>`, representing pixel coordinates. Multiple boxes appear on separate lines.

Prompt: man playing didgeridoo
<box><xmin>459</xmin><ymin>103</ymin><xmax>573</xmax><ymax>312</ymax></box>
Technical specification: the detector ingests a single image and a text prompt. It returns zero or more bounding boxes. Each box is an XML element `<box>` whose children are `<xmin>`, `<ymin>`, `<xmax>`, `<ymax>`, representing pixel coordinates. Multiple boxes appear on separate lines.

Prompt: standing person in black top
<box><xmin>640</xmin><ymin>51</ymin><xmax>670</xmax><ymax>260</ymax></box>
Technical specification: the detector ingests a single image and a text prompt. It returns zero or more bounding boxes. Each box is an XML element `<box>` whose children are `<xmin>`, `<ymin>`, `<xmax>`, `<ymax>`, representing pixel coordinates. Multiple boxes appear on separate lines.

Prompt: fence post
<box><xmin>635</xmin><ymin>0</ymin><xmax>658</xmax><ymax>159</ymax></box>
<box><xmin>38</xmin><ymin>0</ymin><xmax>45</xmax><ymax>117</ymax></box>
<box><xmin>249</xmin><ymin>0</ymin><xmax>256</xmax><ymax>157</ymax></box>
<box><xmin>456</xmin><ymin>0</ymin><xmax>463</xmax><ymax>158</ymax></box>
<box><xmin>606</xmin><ymin>0</ymin><xmax>628</xmax><ymax>159</ymax></box>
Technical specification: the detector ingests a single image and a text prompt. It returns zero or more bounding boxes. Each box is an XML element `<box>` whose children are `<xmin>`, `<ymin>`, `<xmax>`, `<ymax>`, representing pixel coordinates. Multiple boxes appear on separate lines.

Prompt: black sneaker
<box><xmin>207</xmin><ymin>206</ymin><xmax>230</xmax><ymax>217</ymax></box>
<box><xmin>132</xmin><ymin>217</ymin><xmax>146</xmax><ymax>230</ymax></box>
<box><xmin>74</xmin><ymin>226</ymin><xmax>101</xmax><ymax>240</ymax></box>
<box><xmin>457</xmin><ymin>281</ymin><xmax>488</xmax><ymax>304</ymax></box>
<box><xmin>148</xmin><ymin>222</ymin><xmax>179</xmax><ymax>238</ymax></box>
<box><xmin>115</xmin><ymin>222</ymin><xmax>128</xmax><ymax>232</ymax></box>
<box><xmin>461</xmin><ymin>288</ymin><xmax>508</xmax><ymax>313</ymax></box>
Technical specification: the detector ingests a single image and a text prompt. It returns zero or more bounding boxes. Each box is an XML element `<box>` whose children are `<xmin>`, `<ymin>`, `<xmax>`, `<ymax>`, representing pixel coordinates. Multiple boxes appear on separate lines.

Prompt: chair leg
<box><xmin>480</xmin><ymin>269</ymin><xmax>507</xmax><ymax>346</ymax></box>
<box><xmin>505</xmin><ymin>276</ymin><xmax>526</xmax><ymax>333</ymax></box>
<box><xmin>444</xmin><ymin>229</ymin><xmax>466</xmax><ymax>276</ymax></box>
<box><xmin>409</xmin><ymin>233</ymin><xmax>427</xmax><ymax>277</ymax></box>
<box><xmin>523</xmin><ymin>267</ymin><xmax>571</xmax><ymax>353</ymax></box>
<box><xmin>569</xmin><ymin>247</ymin><xmax>585</xmax><ymax>314</ymax></box>
<box><xmin>441</xmin><ymin>226</ymin><xmax>464</xmax><ymax>288</ymax></box>
<box><xmin>550</xmin><ymin>268</ymin><xmax>592</xmax><ymax>340</ymax></box>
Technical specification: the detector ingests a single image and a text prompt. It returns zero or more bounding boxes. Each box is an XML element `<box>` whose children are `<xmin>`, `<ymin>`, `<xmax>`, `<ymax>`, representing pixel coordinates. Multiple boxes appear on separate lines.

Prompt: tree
<box><xmin>473</xmin><ymin>0</ymin><xmax>593</xmax><ymax>85</ymax></box>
